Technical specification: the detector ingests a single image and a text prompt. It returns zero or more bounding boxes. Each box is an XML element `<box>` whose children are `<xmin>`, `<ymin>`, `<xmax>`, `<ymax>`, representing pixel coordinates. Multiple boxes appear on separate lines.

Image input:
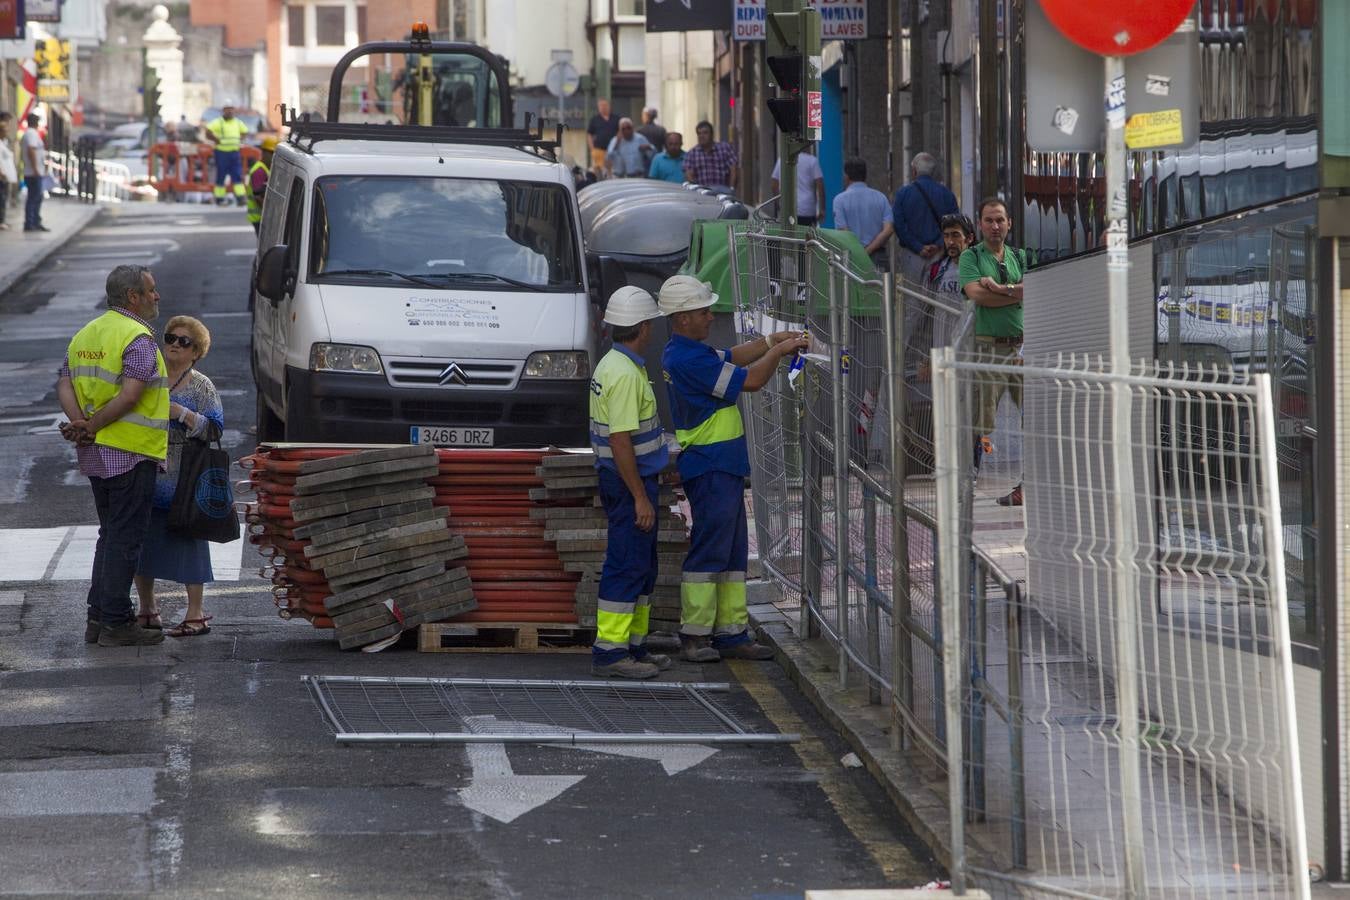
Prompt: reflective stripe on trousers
<box><xmin>591</xmin><ymin>469</ymin><xmax>660</xmax><ymax>664</ymax></box>
<box><xmin>679</xmin><ymin>470</ymin><xmax>750</xmax><ymax>647</ymax></box>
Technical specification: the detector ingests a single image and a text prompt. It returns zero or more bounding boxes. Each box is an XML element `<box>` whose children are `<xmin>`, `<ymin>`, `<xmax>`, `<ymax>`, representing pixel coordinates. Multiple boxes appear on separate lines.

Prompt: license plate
<box><xmin>410</xmin><ymin>426</ymin><xmax>494</xmax><ymax>447</ymax></box>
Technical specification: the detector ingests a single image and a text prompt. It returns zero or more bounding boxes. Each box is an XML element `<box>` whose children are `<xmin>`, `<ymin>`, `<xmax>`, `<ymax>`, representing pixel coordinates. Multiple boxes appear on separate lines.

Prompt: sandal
<box><xmin>137</xmin><ymin>612</ymin><xmax>163</xmax><ymax>630</ymax></box>
<box><xmin>167</xmin><ymin>616</ymin><xmax>212</xmax><ymax>638</ymax></box>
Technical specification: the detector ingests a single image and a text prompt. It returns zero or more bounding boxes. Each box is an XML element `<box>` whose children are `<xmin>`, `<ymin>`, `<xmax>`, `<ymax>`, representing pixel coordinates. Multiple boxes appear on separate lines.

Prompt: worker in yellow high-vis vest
<box><xmin>658</xmin><ymin>275</ymin><xmax>808</xmax><ymax>664</ymax></box>
<box><xmin>56</xmin><ymin>264</ymin><xmax>171</xmax><ymax>648</ymax></box>
<box><xmin>246</xmin><ymin>135</ymin><xmax>276</xmax><ymax>233</ymax></box>
<box><xmin>204</xmin><ymin>103</ymin><xmax>249</xmax><ymax>206</ymax></box>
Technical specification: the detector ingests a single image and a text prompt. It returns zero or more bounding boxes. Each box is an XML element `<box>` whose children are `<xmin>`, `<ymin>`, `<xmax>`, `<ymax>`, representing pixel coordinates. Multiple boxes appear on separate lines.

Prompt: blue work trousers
<box><xmin>680</xmin><ymin>470</ymin><xmax>750</xmax><ymax>648</ymax></box>
<box><xmin>593</xmin><ymin>468</ymin><xmax>660</xmax><ymax>664</ymax></box>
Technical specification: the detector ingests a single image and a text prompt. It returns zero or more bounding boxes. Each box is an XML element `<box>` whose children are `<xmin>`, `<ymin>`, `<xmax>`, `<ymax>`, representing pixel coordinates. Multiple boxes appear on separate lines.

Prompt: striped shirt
<box><xmin>682</xmin><ymin>141</ymin><xmax>739</xmax><ymax>189</ymax></box>
<box><xmin>59</xmin><ymin>308</ymin><xmax>165</xmax><ymax>479</ymax></box>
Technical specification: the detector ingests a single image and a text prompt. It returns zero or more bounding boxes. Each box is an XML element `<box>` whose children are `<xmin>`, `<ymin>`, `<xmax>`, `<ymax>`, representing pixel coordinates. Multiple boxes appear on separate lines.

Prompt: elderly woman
<box><xmin>134</xmin><ymin>315</ymin><xmax>224</xmax><ymax>638</ymax></box>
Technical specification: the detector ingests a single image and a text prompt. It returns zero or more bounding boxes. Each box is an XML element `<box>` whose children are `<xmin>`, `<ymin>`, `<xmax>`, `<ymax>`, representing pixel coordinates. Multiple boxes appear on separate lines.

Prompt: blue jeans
<box><xmin>24</xmin><ymin>175</ymin><xmax>42</xmax><ymax>229</ymax></box>
<box><xmin>86</xmin><ymin>461</ymin><xmax>158</xmax><ymax>626</ymax></box>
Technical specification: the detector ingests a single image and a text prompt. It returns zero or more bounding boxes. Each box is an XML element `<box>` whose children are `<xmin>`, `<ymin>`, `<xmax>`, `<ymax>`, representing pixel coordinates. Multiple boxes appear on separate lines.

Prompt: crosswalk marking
<box><xmin>0</xmin><ymin>527</ymin><xmax>248</xmax><ymax>583</ymax></box>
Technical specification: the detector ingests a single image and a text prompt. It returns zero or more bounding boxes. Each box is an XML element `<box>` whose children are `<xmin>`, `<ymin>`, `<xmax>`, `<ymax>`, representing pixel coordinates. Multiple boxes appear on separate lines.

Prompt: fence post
<box><xmin>1253</xmin><ymin>373</ymin><xmax>1312</xmax><ymax>900</ymax></box>
<box><xmin>1007</xmin><ymin>583</ymin><xmax>1027</xmax><ymax>869</ymax></box>
<box><xmin>1104</xmin><ymin>53</ymin><xmax>1147</xmax><ymax>899</ymax></box>
<box><xmin>885</xmin><ymin>274</ymin><xmax>914</xmax><ymax>750</ymax></box>
<box><xmin>933</xmin><ymin>347</ymin><xmax>967</xmax><ymax>895</ymax></box>
<box><xmin>863</xmin><ymin>485</ymin><xmax>881</xmax><ymax>704</ymax></box>
<box><xmin>829</xmin><ymin>259</ymin><xmax>850</xmax><ymax>689</ymax></box>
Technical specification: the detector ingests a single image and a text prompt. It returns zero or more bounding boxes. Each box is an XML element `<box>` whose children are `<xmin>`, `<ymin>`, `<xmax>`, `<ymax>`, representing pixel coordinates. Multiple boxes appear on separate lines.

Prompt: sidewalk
<box><xmin>0</xmin><ymin>195</ymin><xmax>103</xmax><ymax>298</ymax></box>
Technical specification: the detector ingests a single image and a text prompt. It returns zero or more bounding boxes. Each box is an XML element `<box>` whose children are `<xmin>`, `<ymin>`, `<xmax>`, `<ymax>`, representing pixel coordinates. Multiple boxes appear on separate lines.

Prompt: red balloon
<box><xmin>1040</xmin><ymin>0</ymin><xmax>1195</xmax><ymax>56</ymax></box>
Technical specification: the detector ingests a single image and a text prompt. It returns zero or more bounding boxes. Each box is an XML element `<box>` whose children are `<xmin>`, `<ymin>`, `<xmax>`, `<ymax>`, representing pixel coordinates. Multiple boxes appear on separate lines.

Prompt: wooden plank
<box><xmin>296</xmin><ymin>445</ymin><xmax>434</xmax><ymax>475</ymax></box>
<box><xmin>417</xmin><ymin>621</ymin><xmax>594</xmax><ymax>654</ymax></box>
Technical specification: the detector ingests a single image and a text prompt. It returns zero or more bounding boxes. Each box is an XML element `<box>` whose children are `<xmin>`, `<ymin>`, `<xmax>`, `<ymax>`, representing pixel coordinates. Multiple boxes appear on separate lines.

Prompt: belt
<box><xmin>975</xmin><ymin>335</ymin><xmax>1023</xmax><ymax>346</ymax></box>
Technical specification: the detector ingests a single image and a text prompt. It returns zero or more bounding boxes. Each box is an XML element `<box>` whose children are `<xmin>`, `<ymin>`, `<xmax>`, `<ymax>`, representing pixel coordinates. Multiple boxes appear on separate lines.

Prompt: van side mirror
<box><xmin>585</xmin><ymin>251</ymin><xmax>627</xmax><ymax>310</ymax></box>
<box><xmin>255</xmin><ymin>244</ymin><xmax>292</xmax><ymax>304</ymax></box>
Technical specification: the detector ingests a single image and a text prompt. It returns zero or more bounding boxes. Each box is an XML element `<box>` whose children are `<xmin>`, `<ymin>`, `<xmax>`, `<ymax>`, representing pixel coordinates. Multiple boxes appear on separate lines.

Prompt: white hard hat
<box><xmin>603</xmin><ymin>286</ymin><xmax>662</xmax><ymax>327</ymax></box>
<box><xmin>657</xmin><ymin>275</ymin><xmax>718</xmax><ymax>316</ymax></box>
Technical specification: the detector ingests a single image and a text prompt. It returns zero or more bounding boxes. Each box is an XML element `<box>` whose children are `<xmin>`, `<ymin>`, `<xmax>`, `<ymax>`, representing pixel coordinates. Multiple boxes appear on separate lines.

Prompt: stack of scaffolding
<box><xmin>288</xmin><ymin>446</ymin><xmax>476</xmax><ymax>649</ymax></box>
<box><xmin>530</xmin><ymin>453</ymin><xmax>688</xmax><ymax>632</ymax></box>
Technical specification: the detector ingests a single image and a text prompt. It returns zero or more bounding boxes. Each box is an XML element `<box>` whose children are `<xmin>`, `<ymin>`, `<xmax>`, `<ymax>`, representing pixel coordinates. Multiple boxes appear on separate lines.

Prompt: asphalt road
<box><xmin>0</xmin><ymin>203</ymin><xmax>941</xmax><ymax>898</ymax></box>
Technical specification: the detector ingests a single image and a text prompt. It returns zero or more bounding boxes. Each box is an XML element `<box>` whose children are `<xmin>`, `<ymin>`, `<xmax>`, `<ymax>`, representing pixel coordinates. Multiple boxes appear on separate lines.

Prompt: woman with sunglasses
<box><xmin>133</xmin><ymin>316</ymin><xmax>224</xmax><ymax>638</ymax></box>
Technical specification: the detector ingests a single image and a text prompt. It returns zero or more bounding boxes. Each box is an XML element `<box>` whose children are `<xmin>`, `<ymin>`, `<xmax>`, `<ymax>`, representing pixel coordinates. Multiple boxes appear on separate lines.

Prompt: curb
<box><xmin>749</xmin><ymin>583</ymin><xmax>1004</xmax><ymax>879</ymax></box>
<box><xmin>0</xmin><ymin>201</ymin><xmax>102</xmax><ymax>299</ymax></box>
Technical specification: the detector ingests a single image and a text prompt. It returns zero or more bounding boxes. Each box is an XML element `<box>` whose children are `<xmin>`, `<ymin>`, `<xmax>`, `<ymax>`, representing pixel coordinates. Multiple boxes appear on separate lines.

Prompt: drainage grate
<box><xmin>303</xmin><ymin>676</ymin><xmax>800</xmax><ymax>745</ymax></box>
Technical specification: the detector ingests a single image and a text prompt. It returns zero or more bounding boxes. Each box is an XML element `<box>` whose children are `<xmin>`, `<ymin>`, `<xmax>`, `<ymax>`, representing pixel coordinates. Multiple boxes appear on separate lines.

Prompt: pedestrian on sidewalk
<box><xmin>638</xmin><ymin>107</ymin><xmax>667</xmax><ymax>153</ymax></box>
<box><xmin>892</xmin><ymin>152</ymin><xmax>958</xmax><ymax>286</ymax></box>
<box><xmin>134</xmin><ymin>315</ymin><xmax>224</xmax><ymax>639</ymax></box>
<box><xmin>648</xmin><ymin>132</ymin><xmax>687</xmax><ymax>184</ymax></box>
<box><xmin>832</xmin><ymin>157</ymin><xmax>895</xmax><ymax>268</ymax></box>
<box><xmin>659</xmin><ymin>276</ymin><xmax>808</xmax><ymax>663</ymax></box>
<box><xmin>683</xmin><ymin>121</ymin><xmax>739</xmax><ymax>194</ymax></box>
<box><xmin>589</xmin><ymin>287</ymin><xmax>674</xmax><ymax>680</ymax></box>
<box><xmin>770</xmin><ymin>148</ymin><xmax>825</xmax><ymax>226</ymax></box>
<box><xmin>0</xmin><ymin>112</ymin><xmax>16</xmax><ymax>231</ymax></box>
<box><xmin>606</xmin><ymin>117</ymin><xmax>654</xmax><ymax>179</ymax></box>
<box><xmin>55</xmin><ymin>265</ymin><xmax>171</xmax><ymax>647</ymax></box>
<box><xmin>960</xmin><ymin>197</ymin><xmax>1027</xmax><ymax>506</ymax></box>
<box><xmin>586</xmin><ymin>98</ymin><xmax>619</xmax><ymax>178</ymax></box>
<box><xmin>21</xmin><ymin>113</ymin><xmax>49</xmax><ymax>232</ymax></box>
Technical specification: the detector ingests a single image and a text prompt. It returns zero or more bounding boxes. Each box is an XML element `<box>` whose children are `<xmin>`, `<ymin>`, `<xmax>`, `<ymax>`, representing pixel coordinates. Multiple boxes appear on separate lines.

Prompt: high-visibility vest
<box><xmin>206</xmin><ymin>117</ymin><xmax>248</xmax><ymax>152</ymax></box>
<box><xmin>67</xmin><ymin>310</ymin><xmax>170</xmax><ymax>461</ymax></box>
<box><xmin>246</xmin><ymin>160</ymin><xmax>269</xmax><ymax>223</ymax></box>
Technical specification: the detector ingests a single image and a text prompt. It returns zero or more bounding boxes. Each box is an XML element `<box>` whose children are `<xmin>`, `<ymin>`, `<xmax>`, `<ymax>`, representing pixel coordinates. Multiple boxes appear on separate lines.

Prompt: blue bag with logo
<box><xmin>168</xmin><ymin>438</ymin><xmax>240</xmax><ymax>543</ymax></box>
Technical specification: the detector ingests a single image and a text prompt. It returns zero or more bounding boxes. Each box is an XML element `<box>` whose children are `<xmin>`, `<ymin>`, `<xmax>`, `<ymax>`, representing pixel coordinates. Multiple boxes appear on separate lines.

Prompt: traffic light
<box><xmin>142</xmin><ymin>63</ymin><xmax>161</xmax><ymax>124</ymax></box>
<box><xmin>765</xmin><ymin>4</ymin><xmax>820</xmax><ymax>142</ymax></box>
<box><xmin>766</xmin><ymin>53</ymin><xmax>803</xmax><ymax>135</ymax></box>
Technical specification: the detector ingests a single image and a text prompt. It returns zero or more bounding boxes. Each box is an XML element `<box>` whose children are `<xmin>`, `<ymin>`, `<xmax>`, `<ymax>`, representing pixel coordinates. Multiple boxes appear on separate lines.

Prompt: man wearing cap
<box><xmin>589</xmin><ymin>287</ymin><xmax>674</xmax><ymax>679</ymax></box>
<box><xmin>660</xmin><ymin>276</ymin><xmax>809</xmax><ymax>663</ymax></box>
<box><xmin>203</xmin><ymin>104</ymin><xmax>249</xmax><ymax>207</ymax></box>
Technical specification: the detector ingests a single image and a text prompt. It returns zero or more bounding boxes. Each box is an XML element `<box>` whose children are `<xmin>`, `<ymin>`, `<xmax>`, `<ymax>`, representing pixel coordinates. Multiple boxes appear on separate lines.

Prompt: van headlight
<box><xmin>309</xmin><ymin>343</ymin><xmax>383</xmax><ymax>374</ymax></box>
<box><xmin>523</xmin><ymin>351</ymin><xmax>589</xmax><ymax>379</ymax></box>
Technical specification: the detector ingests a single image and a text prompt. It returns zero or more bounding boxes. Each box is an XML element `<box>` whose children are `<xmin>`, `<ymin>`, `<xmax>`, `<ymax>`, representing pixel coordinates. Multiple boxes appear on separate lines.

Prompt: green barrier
<box><xmin>679</xmin><ymin>220</ymin><xmax>884</xmax><ymax>318</ymax></box>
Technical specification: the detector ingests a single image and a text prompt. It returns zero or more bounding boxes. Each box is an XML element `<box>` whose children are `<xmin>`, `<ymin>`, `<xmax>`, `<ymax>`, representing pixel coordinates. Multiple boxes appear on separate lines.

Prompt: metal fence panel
<box><xmin>934</xmin><ymin>353</ymin><xmax>1310</xmax><ymax>898</ymax></box>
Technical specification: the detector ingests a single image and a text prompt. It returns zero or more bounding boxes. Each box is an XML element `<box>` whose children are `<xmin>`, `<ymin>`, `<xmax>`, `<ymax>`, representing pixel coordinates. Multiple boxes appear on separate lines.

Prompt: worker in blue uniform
<box><xmin>659</xmin><ymin>275</ymin><xmax>809</xmax><ymax>663</ymax></box>
<box><xmin>590</xmin><ymin>287</ymin><xmax>673</xmax><ymax>679</ymax></box>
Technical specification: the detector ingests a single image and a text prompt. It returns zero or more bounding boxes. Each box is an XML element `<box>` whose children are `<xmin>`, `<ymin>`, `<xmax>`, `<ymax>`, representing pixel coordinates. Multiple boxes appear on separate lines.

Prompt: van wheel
<box><xmin>256</xmin><ymin>390</ymin><xmax>284</xmax><ymax>443</ymax></box>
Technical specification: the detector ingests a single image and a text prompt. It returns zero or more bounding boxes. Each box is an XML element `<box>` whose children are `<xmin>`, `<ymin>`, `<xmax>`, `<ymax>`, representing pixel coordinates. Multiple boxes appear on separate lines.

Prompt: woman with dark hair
<box><xmin>134</xmin><ymin>315</ymin><xmax>224</xmax><ymax>638</ymax></box>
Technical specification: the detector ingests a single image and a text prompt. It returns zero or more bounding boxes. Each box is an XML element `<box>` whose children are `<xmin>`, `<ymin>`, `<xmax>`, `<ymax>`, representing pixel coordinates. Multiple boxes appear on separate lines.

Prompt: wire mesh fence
<box><xmin>303</xmin><ymin>676</ymin><xmax>798</xmax><ymax>744</ymax></box>
<box><xmin>932</xmin><ymin>352</ymin><xmax>1310</xmax><ymax>898</ymax></box>
<box><xmin>729</xmin><ymin>220</ymin><xmax>1309</xmax><ymax>897</ymax></box>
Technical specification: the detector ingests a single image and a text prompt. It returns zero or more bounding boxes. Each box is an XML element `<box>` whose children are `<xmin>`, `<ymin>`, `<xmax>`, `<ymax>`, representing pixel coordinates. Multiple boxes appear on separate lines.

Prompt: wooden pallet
<box><xmin>418</xmin><ymin>621</ymin><xmax>595</xmax><ymax>653</ymax></box>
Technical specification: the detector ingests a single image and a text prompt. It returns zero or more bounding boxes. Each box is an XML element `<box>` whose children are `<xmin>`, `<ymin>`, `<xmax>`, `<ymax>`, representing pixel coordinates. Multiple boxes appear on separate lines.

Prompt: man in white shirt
<box><xmin>770</xmin><ymin>150</ymin><xmax>825</xmax><ymax>226</ymax></box>
<box><xmin>21</xmin><ymin>114</ymin><xmax>48</xmax><ymax>233</ymax></box>
<box><xmin>0</xmin><ymin>113</ymin><xmax>16</xmax><ymax>231</ymax></box>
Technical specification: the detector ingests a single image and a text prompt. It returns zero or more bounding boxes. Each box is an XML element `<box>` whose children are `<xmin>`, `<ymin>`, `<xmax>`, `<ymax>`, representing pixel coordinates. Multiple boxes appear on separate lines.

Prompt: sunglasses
<box><xmin>164</xmin><ymin>334</ymin><xmax>194</xmax><ymax>348</ymax></box>
<box><xmin>997</xmin><ymin>262</ymin><xmax>1009</xmax><ymax>283</ymax></box>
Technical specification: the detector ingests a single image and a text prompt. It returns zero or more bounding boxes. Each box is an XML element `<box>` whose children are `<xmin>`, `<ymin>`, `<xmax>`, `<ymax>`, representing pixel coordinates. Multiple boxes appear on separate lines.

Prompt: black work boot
<box><xmin>591</xmin><ymin>657</ymin><xmax>659</xmax><ymax>679</ymax></box>
<box><xmin>97</xmin><ymin>621</ymin><xmax>166</xmax><ymax>647</ymax></box>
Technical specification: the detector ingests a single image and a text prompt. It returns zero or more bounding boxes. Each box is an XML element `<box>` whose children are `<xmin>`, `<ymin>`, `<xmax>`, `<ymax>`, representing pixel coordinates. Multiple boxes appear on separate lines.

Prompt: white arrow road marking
<box><xmin>550</xmin><ymin>741</ymin><xmax>718</xmax><ymax>776</ymax></box>
<box><xmin>452</xmin><ymin>716</ymin><xmax>718</xmax><ymax>824</ymax></box>
<box><xmin>458</xmin><ymin>716</ymin><xmax>584</xmax><ymax>824</ymax></box>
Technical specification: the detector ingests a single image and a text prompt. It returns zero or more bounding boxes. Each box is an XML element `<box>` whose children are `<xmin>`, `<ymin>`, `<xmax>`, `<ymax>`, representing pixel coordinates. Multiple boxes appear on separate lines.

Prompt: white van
<box><xmin>251</xmin><ymin>122</ymin><xmax>597</xmax><ymax>447</ymax></box>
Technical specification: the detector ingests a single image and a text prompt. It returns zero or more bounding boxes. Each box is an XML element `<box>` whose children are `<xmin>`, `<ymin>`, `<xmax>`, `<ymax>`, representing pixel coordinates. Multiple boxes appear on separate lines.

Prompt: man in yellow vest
<box><xmin>659</xmin><ymin>275</ymin><xmax>808</xmax><ymax>663</ymax></box>
<box><xmin>204</xmin><ymin>103</ymin><xmax>249</xmax><ymax>206</ymax></box>
<box><xmin>589</xmin><ymin>286</ymin><xmax>671</xmax><ymax>679</ymax></box>
<box><xmin>247</xmin><ymin>135</ymin><xmax>276</xmax><ymax>233</ymax></box>
<box><xmin>56</xmin><ymin>265</ymin><xmax>171</xmax><ymax>647</ymax></box>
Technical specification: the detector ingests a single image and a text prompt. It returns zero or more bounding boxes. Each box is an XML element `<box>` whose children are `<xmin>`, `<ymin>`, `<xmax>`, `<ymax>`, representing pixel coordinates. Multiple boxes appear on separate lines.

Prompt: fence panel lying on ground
<box><xmin>932</xmin><ymin>352</ymin><xmax>1310</xmax><ymax>898</ymax></box>
<box><xmin>728</xmin><ymin>221</ymin><xmax>1309</xmax><ymax>898</ymax></box>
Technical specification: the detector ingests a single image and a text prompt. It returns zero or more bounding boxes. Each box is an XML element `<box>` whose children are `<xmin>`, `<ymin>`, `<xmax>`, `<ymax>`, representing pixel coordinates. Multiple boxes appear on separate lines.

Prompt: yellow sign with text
<box><xmin>1125</xmin><ymin>109</ymin><xmax>1184</xmax><ymax>150</ymax></box>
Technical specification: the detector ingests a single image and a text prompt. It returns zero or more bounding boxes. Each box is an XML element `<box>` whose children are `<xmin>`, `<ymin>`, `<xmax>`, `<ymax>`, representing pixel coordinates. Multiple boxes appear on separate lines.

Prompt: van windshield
<box><xmin>309</xmin><ymin>175</ymin><xmax>581</xmax><ymax>291</ymax></box>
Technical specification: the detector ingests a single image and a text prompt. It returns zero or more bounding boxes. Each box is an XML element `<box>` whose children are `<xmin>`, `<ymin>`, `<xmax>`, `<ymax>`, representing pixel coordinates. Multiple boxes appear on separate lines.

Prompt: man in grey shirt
<box><xmin>606</xmin><ymin>118</ymin><xmax>654</xmax><ymax>179</ymax></box>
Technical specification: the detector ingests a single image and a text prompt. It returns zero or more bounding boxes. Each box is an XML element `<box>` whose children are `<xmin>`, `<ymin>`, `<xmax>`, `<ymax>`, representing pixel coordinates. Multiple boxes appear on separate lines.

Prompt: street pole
<box><xmin>1103</xmin><ymin>53</ymin><xmax>1147</xmax><ymax>900</ymax></box>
